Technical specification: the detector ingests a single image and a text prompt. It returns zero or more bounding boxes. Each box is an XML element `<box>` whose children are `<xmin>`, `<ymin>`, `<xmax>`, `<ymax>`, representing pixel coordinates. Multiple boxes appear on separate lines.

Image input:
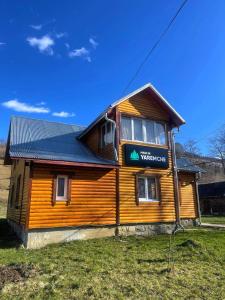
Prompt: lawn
<box><xmin>201</xmin><ymin>215</ymin><xmax>225</xmax><ymax>225</ymax></box>
<box><xmin>0</xmin><ymin>220</ymin><xmax>225</xmax><ymax>299</ymax></box>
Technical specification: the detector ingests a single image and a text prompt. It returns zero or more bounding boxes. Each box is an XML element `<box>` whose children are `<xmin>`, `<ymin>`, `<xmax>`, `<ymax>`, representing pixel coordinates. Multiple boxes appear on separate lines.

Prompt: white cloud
<box><xmin>52</xmin><ymin>111</ymin><xmax>75</xmax><ymax>118</ymax></box>
<box><xmin>2</xmin><ymin>99</ymin><xmax>50</xmax><ymax>113</ymax></box>
<box><xmin>0</xmin><ymin>42</ymin><xmax>6</xmax><ymax>46</ymax></box>
<box><xmin>55</xmin><ymin>32</ymin><xmax>66</xmax><ymax>39</ymax></box>
<box><xmin>27</xmin><ymin>35</ymin><xmax>55</xmax><ymax>55</ymax></box>
<box><xmin>36</xmin><ymin>101</ymin><xmax>46</xmax><ymax>106</ymax></box>
<box><xmin>65</xmin><ymin>43</ymin><xmax>70</xmax><ymax>49</ymax></box>
<box><xmin>30</xmin><ymin>24</ymin><xmax>43</xmax><ymax>30</ymax></box>
<box><xmin>89</xmin><ymin>37</ymin><xmax>98</xmax><ymax>49</ymax></box>
<box><xmin>68</xmin><ymin>47</ymin><xmax>91</xmax><ymax>62</ymax></box>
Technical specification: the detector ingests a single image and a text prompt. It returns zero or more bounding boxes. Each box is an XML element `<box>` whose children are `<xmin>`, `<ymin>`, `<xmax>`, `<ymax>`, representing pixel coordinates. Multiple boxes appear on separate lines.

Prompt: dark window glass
<box><xmin>57</xmin><ymin>177</ymin><xmax>65</xmax><ymax>197</ymax></box>
<box><xmin>147</xmin><ymin>177</ymin><xmax>157</xmax><ymax>200</ymax></box>
<box><xmin>138</xmin><ymin>177</ymin><xmax>146</xmax><ymax>198</ymax></box>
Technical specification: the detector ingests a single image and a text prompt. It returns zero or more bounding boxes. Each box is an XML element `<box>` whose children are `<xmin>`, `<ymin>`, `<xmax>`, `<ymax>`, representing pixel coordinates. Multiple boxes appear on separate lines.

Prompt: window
<box><xmin>121</xmin><ymin>117</ymin><xmax>132</xmax><ymax>140</ymax></box>
<box><xmin>56</xmin><ymin>175</ymin><xmax>68</xmax><ymax>201</ymax></box>
<box><xmin>101</xmin><ymin>122</ymin><xmax>113</xmax><ymax>147</ymax></box>
<box><xmin>121</xmin><ymin>116</ymin><xmax>166</xmax><ymax>145</ymax></box>
<box><xmin>137</xmin><ymin>176</ymin><xmax>159</xmax><ymax>202</ymax></box>
<box><xmin>15</xmin><ymin>175</ymin><xmax>21</xmax><ymax>209</ymax></box>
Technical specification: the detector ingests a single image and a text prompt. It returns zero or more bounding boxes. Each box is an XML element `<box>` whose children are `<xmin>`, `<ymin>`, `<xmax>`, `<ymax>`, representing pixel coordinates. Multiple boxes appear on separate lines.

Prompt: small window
<box><xmin>56</xmin><ymin>175</ymin><xmax>68</xmax><ymax>201</ymax></box>
<box><xmin>137</xmin><ymin>176</ymin><xmax>159</xmax><ymax>202</ymax></box>
<box><xmin>101</xmin><ymin>122</ymin><xmax>113</xmax><ymax>148</ymax></box>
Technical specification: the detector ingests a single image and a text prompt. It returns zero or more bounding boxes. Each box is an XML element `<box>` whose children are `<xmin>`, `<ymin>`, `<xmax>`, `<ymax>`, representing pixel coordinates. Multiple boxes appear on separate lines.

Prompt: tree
<box><xmin>0</xmin><ymin>139</ymin><xmax>6</xmax><ymax>158</ymax></box>
<box><xmin>209</xmin><ymin>124</ymin><xmax>225</xmax><ymax>175</ymax></box>
<box><xmin>183</xmin><ymin>139</ymin><xmax>200</xmax><ymax>157</ymax></box>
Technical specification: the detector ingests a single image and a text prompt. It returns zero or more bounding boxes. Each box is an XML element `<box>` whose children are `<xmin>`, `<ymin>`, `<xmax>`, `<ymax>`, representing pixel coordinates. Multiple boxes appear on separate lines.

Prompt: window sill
<box><xmin>121</xmin><ymin>139</ymin><xmax>167</xmax><ymax>148</ymax></box>
<box><xmin>139</xmin><ymin>199</ymin><xmax>160</xmax><ymax>203</ymax></box>
<box><xmin>55</xmin><ymin>199</ymin><xmax>68</xmax><ymax>202</ymax></box>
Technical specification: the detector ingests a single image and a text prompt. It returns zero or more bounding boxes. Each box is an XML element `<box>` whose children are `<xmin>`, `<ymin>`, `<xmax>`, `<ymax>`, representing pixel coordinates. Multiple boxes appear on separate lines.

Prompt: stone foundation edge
<box><xmin>7</xmin><ymin>219</ymin><xmax>197</xmax><ymax>249</ymax></box>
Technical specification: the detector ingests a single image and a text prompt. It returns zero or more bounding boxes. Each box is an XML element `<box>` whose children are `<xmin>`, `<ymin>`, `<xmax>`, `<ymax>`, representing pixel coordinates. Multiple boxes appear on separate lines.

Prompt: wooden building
<box><xmin>4</xmin><ymin>83</ymin><xmax>202</xmax><ymax>248</ymax></box>
<box><xmin>199</xmin><ymin>181</ymin><xmax>225</xmax><ymax>215</ymax></box>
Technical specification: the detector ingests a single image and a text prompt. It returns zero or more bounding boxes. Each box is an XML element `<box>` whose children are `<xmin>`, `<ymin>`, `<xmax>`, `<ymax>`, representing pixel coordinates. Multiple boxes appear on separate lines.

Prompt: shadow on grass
<box><xmin>0</xmin><ymin>218</ymin><xmax>21</xmax><ymax>249</ymax></box>
<box><xmin>137</xmin><ymin>258</ymin><xmax>165</xmax><ymax>264</ymax></box>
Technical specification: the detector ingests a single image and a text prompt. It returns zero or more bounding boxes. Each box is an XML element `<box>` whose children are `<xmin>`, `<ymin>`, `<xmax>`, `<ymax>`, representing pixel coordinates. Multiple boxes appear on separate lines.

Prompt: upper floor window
<box><xmin>101</xmin><ymin>122</ymin><xmax>113</xmax><ymax>148</ymax></box>
<box><xmin>121</xmin><ymin>116</ymin><xmax>166</xmax><ymax>145</ymax></box>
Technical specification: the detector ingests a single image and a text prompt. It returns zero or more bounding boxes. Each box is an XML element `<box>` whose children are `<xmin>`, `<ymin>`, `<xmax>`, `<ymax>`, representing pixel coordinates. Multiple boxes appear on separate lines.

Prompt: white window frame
<box><xmin>121</xmin><ymin>116</ymin><xmax>167</xmax><ymax>146</ymax></box>
<box><xmin>56</xmin><ymin>175</ymin><xmax>68</xmax><ymax>201</ymax></box>
<box><xmin>101</xmin><ymin>122</ymin><xmax>113</xmax><ymax>148</ymax></box>
<box><xmin>138</xmin><ymin>176</ymin><xmax>159</xmax><ymax>202</ymax></box>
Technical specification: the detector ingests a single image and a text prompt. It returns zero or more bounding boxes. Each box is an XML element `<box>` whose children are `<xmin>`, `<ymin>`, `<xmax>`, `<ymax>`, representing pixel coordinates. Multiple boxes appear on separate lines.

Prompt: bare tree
<box><xmin>183</xmin><ymin>139</ymin><xmax>200</xmax><ymax>156</ymax></box>
<box><xmin>0</xmin><ymin>139</ymin><xmax>6</xmax><ymax>158</ymax></box>
<box><xmin>209</xmin><ymin>125</ymin><xmax>225</xmax><ymax>175</ymax></box>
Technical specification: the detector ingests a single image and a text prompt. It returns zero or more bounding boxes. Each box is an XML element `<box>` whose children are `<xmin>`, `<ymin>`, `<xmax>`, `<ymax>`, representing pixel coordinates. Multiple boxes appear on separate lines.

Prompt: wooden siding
<box><xmin>117</xmin><ymin>93</ymin><xmax>176</xmax><ymax>224</ymax></box>
<box><xmin>179</xmin><ymin>173</ymin><xmax>197</xmax><ymax>219</ymax></box>
<box><xmin>28</xmin><ymin>166</ymin><xmax>116</xmax><ymax>229</ymax></box>
<box><xmin>82</xmin><ymin>121</ymin><xmax>115</xmax><ymax>161</ymax></box>
<box><xmin>118</xmin><ymin>92</ymin><xmax>170</xmax><ymax>122</ymax></box>
<box><xmin>7</xmin><ymin>160</ymin><xmax>30</xmax><ymax>225</ymax></box>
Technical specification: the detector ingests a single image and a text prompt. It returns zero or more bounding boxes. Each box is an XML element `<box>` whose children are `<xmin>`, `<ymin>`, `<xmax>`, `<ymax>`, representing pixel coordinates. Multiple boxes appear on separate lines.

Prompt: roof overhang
<box><xmin>79</xmin><ymin>83</ymin><xmax>185</xmax><ymax>139</ymax></box>
<box><xmin>10</xmin><ymin>157</ymin><xmax>119</xmax><ymax>169</ymax></box>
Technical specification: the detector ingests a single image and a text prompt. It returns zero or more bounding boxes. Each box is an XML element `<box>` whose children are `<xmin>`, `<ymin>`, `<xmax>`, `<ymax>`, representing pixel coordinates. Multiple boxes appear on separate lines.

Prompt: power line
<box><xmin>121</xmin><ymin>0</ymin><xmax>189</xmax><ymax>96</ymax></box>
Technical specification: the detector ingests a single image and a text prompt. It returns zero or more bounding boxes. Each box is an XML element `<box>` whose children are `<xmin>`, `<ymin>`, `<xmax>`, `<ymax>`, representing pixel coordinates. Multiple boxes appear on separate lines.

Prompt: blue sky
<box><xmin>1</xmin><ymin>0</ymin><xmax>225</xmax><ymax>154</ymax></box>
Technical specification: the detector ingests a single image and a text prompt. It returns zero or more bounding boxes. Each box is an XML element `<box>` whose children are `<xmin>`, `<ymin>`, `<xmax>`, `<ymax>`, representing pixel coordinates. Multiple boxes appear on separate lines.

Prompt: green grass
<box><xmin>201</xmin><ymin>215</ymin><xmax>225</xmax><ymax>225</ymax></box>
<box><xmin>0</xmin><ymin>220</ymin><xmax>225</xmax><ymax>299</ymax></box>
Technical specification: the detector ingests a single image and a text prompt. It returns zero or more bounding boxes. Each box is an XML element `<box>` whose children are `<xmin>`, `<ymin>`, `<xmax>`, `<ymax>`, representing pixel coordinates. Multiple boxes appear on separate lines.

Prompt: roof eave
<box><xmin>79</xmin><ymin>83</ymin><xmax>185</xmax><ymax>138</ymax></box>
<box><xmin>10</xmin><ymin>156</ymin><xmax>120</xmax><ymax>169</ymax></box>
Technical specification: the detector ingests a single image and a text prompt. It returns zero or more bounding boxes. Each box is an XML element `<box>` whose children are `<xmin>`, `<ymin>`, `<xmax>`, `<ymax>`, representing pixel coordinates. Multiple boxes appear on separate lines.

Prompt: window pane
<box><xmin>133</xmin><ymin>119</ymin><xmax>143</xmax><ymax>141</ymax></box>
<box><xmin>138</xmin><ymin>177</ymin><xmax>146</xmax><ymax>199</ymax></box>
<box><xmin>155</xmin><ymin>123</ymin><xmax>166</xmax><ymax>145</ymax></box>
<box><xmin>121</xmin><ymin>117</ymin><xmax>132</xmax><ymax>140</ymax></box>
<box><xmin>57</xmin><ymin>178</ymin><xmax>65</xmax><ymax>197</ymax></box>
<box><xmin>146</xmin><ymin>120</ymin><xmax>155</xmax><ymax>143</ymax></box>
<box><xmin>105</xmin><ymin>123</ymin><xmax>112</xmax><ymax>144</ymax></box>
<box><xmin>147</xmin><ymin>177</ymin><xmax>157</xmax><ymax>200</ymax></box>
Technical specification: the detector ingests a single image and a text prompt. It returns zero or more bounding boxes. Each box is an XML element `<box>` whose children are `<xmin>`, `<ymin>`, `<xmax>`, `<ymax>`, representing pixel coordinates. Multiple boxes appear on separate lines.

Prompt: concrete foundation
<box><xmin>118</xmin><ymin>223</ymin><xmax>175</xmax><ymax>236</ymax></box>
<box><xmin>8</xmin><ymin>219</ymin><xmax>197</xmax><ymax>249</ymax></box>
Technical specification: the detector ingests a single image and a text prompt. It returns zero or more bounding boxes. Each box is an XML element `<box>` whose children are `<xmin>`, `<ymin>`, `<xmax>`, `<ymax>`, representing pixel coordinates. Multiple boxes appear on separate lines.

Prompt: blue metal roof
<box><xmin>8</xmin><ymin>116</ymin><xmax>116</xmax><ymax>166</ymax></box>
<box><xmin>177</xmin><ymin>157</ymin><xmax>205</xmax><ymax>173</ymax></box>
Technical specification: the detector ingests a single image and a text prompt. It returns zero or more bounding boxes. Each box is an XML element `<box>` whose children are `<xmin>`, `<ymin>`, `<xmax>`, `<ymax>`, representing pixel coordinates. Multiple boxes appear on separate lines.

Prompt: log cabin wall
<box><xmin>178</xmin><ymin>172</ymin><xmax>197</xmax><ymax>219</ymax></box>
<box><xmin>117</xmin><ymin>91</ymin><xmax>177</xmax><ymax>224</ymax></box>
<box><xmin>28</xmin><ymin>165</ymin><xmax>116</xmax><ymax>229</ymax></box>
<box><xmin>7</xmin><ymin>160</ymin><xmax>30</xmax><ymax>226</ymax></box>
<box><xmin>81</xmin><ymin>120</ymin><xmax>115</xmax><ymax>161</ymax></box>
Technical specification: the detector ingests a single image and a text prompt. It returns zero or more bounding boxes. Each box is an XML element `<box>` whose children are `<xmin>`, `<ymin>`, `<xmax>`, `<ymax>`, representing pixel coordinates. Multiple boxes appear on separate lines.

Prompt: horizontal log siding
<box><xmin>179</xmin><ymin>173</ymin><xmax>197</xmax><ymax>219</ymax></box>
<box><xmin>117</xmin><ymin>93</ymin><xmax>176</xmax><ymax>224</ymax></box>
<box><xmin>7</xmin><ymin>160</ymin><xmax>29</xmax><ymax>225</ymax></box>
<box><xmin>118</xmin><ymin>93</ymin><xmax>169</xmax><ymax>122</ymax></box>
<box><xmin>28</xmin><ymin>167</ymin><xmax>116</xmax><ymax>229</ymax></box>
<box><xmin>19</xmin><ymin>165</ymin><xmax>30</xmax><ymax>225</ymax></box>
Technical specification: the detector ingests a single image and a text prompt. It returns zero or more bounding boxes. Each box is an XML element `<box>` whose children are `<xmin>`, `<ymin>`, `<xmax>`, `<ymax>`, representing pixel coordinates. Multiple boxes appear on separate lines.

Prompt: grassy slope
<box><xmin>0</xmin><ymin>227</ymin><xmax>225</xmax><ymax>300</ymax></box>
<box><xmin>201</xmin><ymin>215</ymin><xmax>225</xmax><ymax>225</ymax></box>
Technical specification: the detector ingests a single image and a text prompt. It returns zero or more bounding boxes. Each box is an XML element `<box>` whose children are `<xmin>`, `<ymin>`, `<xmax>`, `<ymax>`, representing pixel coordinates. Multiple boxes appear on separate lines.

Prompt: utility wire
<box><xmin>121</xmin><ymin>0</ymin><xmax>189</xmax><ymax>96</ymax></box>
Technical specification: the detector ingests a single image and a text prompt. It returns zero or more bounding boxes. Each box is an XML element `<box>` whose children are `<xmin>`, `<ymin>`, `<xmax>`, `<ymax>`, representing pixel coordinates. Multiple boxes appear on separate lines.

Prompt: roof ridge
<box><xmin>11</xmin><ymin>115</ymin><xmax>86</xmax><ymax>128</ymax></box>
